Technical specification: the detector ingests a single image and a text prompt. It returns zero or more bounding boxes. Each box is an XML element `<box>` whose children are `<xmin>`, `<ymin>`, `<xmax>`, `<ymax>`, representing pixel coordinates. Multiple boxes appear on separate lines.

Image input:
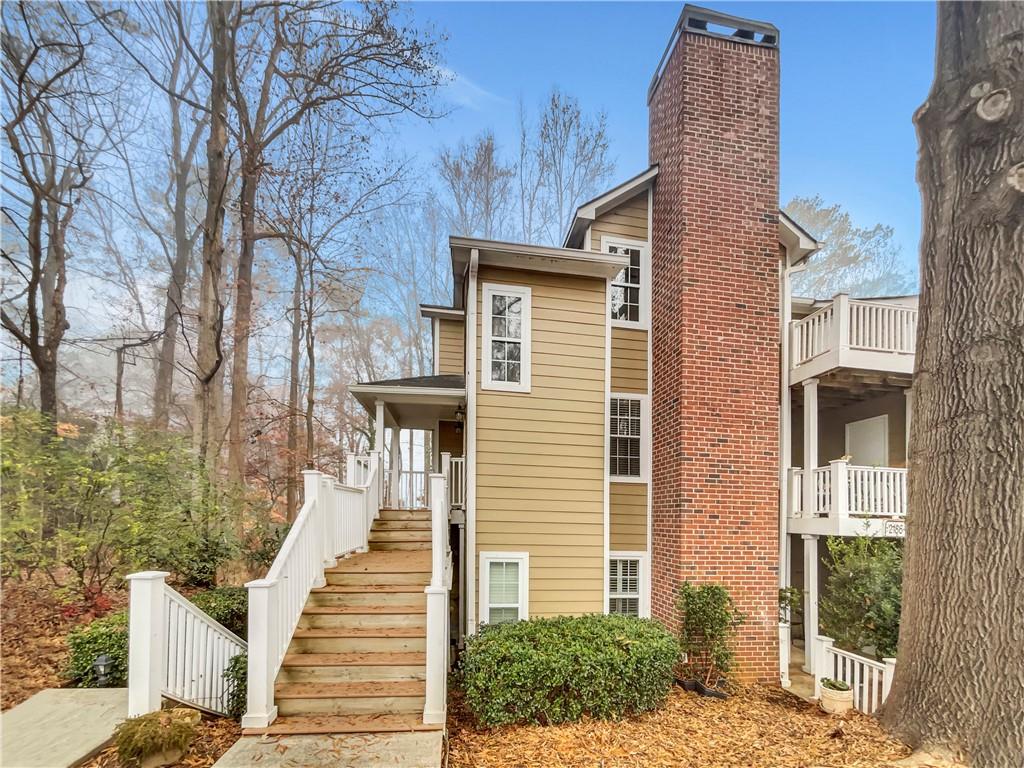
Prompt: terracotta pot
<box><xmin>819</xmin><ymin>685</ymin><xmax>853</xmax><ymax>715</ymax></box>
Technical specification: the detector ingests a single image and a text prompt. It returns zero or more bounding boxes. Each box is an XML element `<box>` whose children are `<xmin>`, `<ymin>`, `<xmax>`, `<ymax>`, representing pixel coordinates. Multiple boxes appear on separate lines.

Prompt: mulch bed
<box><xmin>446</xmin><ymin>684</ymin><xmax>912</xmax><ymax>768</ymax></box>
<box><xmin>0</xmin><ymin>575</ymin><xmax>126</xmax><ymax>711</ymax></box>
<box><xmin>80</xmin><ymin>712</ymin><xmax>241</xmax><ymax>768</ymax></box>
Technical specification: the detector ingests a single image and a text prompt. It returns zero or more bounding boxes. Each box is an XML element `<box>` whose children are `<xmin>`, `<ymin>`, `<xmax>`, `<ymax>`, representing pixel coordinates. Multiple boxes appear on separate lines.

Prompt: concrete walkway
<box><xmin>1</xmin><ymin>688</ymin><xmax>127</xmax><ymax>768</ymax></box>
<box><xmin>214</xmin><ymin>731</ymin><xmax>443</xmax><ymax>768</ymax></box>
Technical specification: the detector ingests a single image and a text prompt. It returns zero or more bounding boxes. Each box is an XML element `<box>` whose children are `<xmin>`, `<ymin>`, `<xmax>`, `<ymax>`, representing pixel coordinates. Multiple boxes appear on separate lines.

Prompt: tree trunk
<box><xmin>286</xmin><ymin>249</ymin><xmax>302</xmax><ymax>521</ymax></box>
<box><xmin>227</xmin><ymin>165</ymin><xmax>258</xmax><ymax>484</ymax></box>
<box><xmin>194</xmin><ymin>0</ymin><xmax>230</xmax><ymax>478</ymax></box>
<box><xmin>880</xmin><ymin>4</ymin><xmax>1024</xmax><ymax>766</ymax></box>
<box><xmin>304</xmin><ymin>256</ymin><xmax>316</xmax><ymax>466</ymax></box>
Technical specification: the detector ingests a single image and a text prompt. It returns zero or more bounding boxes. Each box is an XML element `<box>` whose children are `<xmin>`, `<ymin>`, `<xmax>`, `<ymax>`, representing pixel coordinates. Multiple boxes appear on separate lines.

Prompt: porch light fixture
<box><xmin>92</xmin><ymin>654</ymin><xmax>113</xmax><ymax>687</ymax></box>
<box><xmin>455</xmin><ymin>404</ymin><xmax>466</xmax><ymax>434</ymax></box>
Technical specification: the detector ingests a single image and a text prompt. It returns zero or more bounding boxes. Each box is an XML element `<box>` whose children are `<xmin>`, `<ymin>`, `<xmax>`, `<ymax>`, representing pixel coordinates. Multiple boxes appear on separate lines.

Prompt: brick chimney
<box><xmin>648</xmin><ymin>5</ymin><xmax>781</xmax><ymax>681</ymax></box>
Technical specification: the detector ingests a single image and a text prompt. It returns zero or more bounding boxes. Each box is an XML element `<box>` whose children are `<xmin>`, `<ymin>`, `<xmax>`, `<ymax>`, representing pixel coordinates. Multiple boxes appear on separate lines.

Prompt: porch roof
<box><xmin>349</xmin><ymin>375</ymin><xmax>465</xmax><ymax>430</ymax></box>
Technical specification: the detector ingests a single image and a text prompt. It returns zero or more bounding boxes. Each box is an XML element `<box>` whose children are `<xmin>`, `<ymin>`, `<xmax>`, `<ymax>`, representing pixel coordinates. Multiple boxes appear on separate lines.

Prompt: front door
<box><xmin>845</xmin><ymin>414</ymin><xmax>889</xmax><ymax>466</ymax></box>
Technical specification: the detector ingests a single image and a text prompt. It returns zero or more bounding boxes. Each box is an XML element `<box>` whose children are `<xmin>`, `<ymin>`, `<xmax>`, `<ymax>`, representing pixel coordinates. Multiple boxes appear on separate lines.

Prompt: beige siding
<box><xmin>611</xmin><ymin>327</ymin><xmax>648</xmax><ymax>394</ymax></box>
<box><xmin>475</xmin><ymin>266</ymin><xmax>606</xmax><ymax>618</ymax></box>
<box><xmin>610</xmin><ymin>482</ymin><xmax>647</xmax><ymax>550</ymax></box>
<box><xmin>437</xmin><ymin>318</ymin><xmax>464</xmax><ymax>376</ymax></box>
<box><xmin>590</xmin><ymin>191</ymin><xmax>648</xmax><ymax>249</ymax></box>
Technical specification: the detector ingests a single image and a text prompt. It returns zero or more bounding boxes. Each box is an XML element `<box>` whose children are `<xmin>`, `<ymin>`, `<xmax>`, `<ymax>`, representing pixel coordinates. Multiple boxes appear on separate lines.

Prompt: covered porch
<box><xmin>349</xmin><ymin>374</ymin><xmax>467</xmax><ymax>512</ymax></box>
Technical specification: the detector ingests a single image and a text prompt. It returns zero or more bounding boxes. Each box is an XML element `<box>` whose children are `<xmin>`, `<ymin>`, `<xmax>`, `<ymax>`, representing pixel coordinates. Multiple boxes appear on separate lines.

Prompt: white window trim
<box><xmin>602</xmin><ymin>235</ymin><xmax>650</xmax><ymax>330</ymax></box>
<box><xmin>479</xmin><ymin>551</ymin><xmax>529</xmax><ymax>626</ymax></box>
<box><xmin>607</xmin><ymin>551</ymin><xmax>650</xmax><ymax>619</ymax></box>
<box><xmin>481</xmin><ymin>283</ymin><xmax>531</xmax><ymax>393</ymax></box>
<box><xmin>608</xmin><ymin>393</ymin><xmax>649</xmax><ymax>483</ymax></box>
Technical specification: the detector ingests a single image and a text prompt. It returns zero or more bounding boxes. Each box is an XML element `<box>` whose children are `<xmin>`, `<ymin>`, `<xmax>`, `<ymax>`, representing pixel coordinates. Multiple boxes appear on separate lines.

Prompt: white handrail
<box><xmin>814</xmin><ymin>635</ymin><xmax>896</xmax><ymax>714</ymax></box>
<box><xmin>848</xmin><ymin>300</ymin><xmax>917</xmax><ymax>354</ymax></box>
<box><xmin>384</xmin><ymin>468</ymin><xmax>431</xmax><ymax>509</ymax></box>
<box><xmin>790</xmin><ymin>462</ymin><xmax>907</xmax><ymax>520</ymax></box>
<box><xmin>127</xmin><ymin>571</ymin><xmax>247</xmax><ymax>718</ymax></box>
<box><xmin>792</xmin><ymin>303</ymin><xmax>835</xmax><ymax>365</ymax></box>
<box><xmin>242</xmin><ymin>452</ymin><xmax>381</xmax><ymax>728</ymax></box>
<box><xmin>423</xmin><ymin>459</ymin><xmax>452</xmax><ymax>725</ymax></box>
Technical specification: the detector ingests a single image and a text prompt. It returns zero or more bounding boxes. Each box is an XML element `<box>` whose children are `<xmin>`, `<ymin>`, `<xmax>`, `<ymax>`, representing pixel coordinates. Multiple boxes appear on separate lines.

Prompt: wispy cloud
<box><xmin>437</xmin><ymin>66</ymin><xmax>509</xmax><ymax>111</ymax></box>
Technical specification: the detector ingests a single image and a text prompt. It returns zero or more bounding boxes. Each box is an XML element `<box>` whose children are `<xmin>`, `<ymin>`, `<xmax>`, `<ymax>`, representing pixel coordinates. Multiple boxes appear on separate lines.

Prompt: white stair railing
<box><xmin>423</xmin><ymin>453</ymin><xmax>453</xmax><ymax>725</ymax></box>
<box><xmin>449</xmin><ymin>456</ymin><xmax>466</xmax><ymax>508</ymax></box>
<box><xmin>242</xmin><ymin>452</ymin><xmax>381</xmax><ymax>728</ymax></box>
<box><xmin>814</xmin><ymin>635</ymin><xmax>896</xmax><ymax>714</ymax></box>
<box><xmin>127</xmin><ymin>571</ymin><xmax>247</xmax><ymax>717</ymax></box>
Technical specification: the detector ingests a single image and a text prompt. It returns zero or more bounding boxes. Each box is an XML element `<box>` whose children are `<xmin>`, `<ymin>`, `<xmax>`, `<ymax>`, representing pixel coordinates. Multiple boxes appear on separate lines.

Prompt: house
<box><xmin>124</xmin><ymin>4</ymin><xmax>915</xmax><ymax>735</ymax></box>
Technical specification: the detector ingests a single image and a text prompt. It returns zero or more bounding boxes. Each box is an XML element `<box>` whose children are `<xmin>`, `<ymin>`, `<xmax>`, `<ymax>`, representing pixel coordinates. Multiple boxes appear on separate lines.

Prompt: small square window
<box><xmin>481</xmin><ymin>552</ymin><xmax>529</xmax><ymax>626</ymax></box>
<box><xmin>609</xmin><ymin>557</ymin><xmax>642</xmax><ymax>617</ymax></box>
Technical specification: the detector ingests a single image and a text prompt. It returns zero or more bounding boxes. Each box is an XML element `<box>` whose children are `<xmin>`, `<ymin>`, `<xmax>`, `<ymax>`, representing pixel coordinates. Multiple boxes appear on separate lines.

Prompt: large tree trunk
<box><xmin>286</xmin><ymin>249</ymin><xmax>302</xmax><ymax>521</ymax></box>
<box><xmin>227</xmin><ymin>166</ymin><xmax>258</xmax><ymax>484</ymax></box>
<box><xmin>880</xmin><ymin>4</ymin><xmax>1024</xmax><ymax>766</ymax></box>
<box><xmin>194</xmin><ymin>0</ymin><xmax>230</xmax><ymax>477</ymax></box>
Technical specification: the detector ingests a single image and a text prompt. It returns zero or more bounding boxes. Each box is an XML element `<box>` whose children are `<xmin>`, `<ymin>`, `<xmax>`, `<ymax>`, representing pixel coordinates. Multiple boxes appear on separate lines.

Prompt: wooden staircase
<box><xmin>243</xmin><ymin>508</ymin><xmax>443</xmax><ymax>735</ymax></box>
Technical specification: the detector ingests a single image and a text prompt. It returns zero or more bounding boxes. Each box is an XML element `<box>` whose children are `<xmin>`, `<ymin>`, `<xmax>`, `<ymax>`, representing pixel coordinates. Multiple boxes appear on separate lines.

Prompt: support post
<box><xmin>802</xmin><ymin>378</ymin><xmax>819</xmax><ymax>515</ymax></box>
<box><xmin>126</xmin><ymin>571</ymin><xmax>170</xmax><ymax>717</ymax></box>
<box><xmin>302</xmin><ymin>469</ymin><xmax>326</xmax><ymax>587</ymax></box>
<box><xmin>814</xmin><ymin>634</ymin><xmax>834</xmax><ymax>698</ymax></box>
<box><xmin>834</xmin><ymin>293</ymin><xmax>850</xmax><ymax>355</ymax></box>
<box><xmin>389</xmin><ymin>428</ymin><xmax>401</xmax><ymax>509</ymax></box>
<box><xmin>802</xmin><ymin>534</ymin><xmax>819</xmax><ymax>674</ymax></box>
<box><xmin>423</xmin><ymin>472</ymin><xmax>449</xmax><ymax>725</ymax></box>
<box><xmin>904</xmin><ymin>387</ymin><xmax>913</xmax><ymax>460</ymax></box>
<box><xmin>242</xmin><ymin>579</ymin><xmax>279</xmax><ymax>728</ymax></box>
<box><xmin>374</xmin><ymin>399</ymin><xmax>385</xmax><ymax>453</ymax></box>
<box><xmin>779</xmin><ymin>621</ymin><xmax>791</xmax><ymax>688</ymax></box>
<box><xmin>882</xmin><ymin>657</ymin><xmax>898</xmax><ymax>701</ymax></box>
<box><xmin>829</xmin><ymin>459</ymin><xmax>849</xmax><ymax>522</ymax></box>
<box><xmin>319</xmin><ymin>475</ymin><xmax>337</xmax><ymax>572</ymax></box>
<box><xmin>346</xmin><ymin>455</ymin><xmax>356</xmax><ymax>486</ymax></box>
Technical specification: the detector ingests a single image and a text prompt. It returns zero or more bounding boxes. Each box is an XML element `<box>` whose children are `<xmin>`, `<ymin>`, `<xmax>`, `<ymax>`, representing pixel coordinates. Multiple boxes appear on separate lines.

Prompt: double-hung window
<box><xmin>482</xmin><ymin>284</ymin><xmax>531</xmax><ymax>392</ymax></box>
<box><xmin>480</xmin><ymin>552</ymin><xmax>529</xmax><ymax>625</ymax></box>
<box><xmin>608</xmin><ymin>556</ymin><xmax>642</xmax><ymax>617</ymax></box>
<box><xmin>605</xmin><ymin>238</ymin><xmax>648</xmax><ymax>328</ymax></box>
<box><xmin>609</xmin><ymin>395</ymin><xmax>645</xmax><ymax>480</ymax></box>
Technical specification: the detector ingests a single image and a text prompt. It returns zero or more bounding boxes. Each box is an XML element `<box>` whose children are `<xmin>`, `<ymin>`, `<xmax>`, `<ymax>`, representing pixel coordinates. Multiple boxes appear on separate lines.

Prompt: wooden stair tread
<box><xmin>328</xmin><ymin>551</ymin><xmax>431</xmax><ymax>574</ymax></box>
<box><xmin>303</xmin><ymin>605</ymin><xmax>425</xmax><ymax>615</ymax></box>
<box><xmin>275</xmin><ymin>681</ymin><xmax>425</xmax><ymax>699</ymax></box>
<box><xmin>312</xmin><ymin>585</ymin><xmax>425</xmax><ymax>594</ymax></box>
<box><xmin>378</xmin><ymin>508</ymin><xmax>430</xmax><ymax>513</ymax></box>
<box><xmin>244</xmin><ymin>714</ymin><xmax>442</xmax><ymax>736</ymax></box>
<box><xmin>282</xmin><ymin>652</ymin><xmax>426</xmax><ymax>667</ymax></box>
<box><xmin>292</xmin><ymin>627</ymin><xmax>426</xmax><ymax>638</ymax></box>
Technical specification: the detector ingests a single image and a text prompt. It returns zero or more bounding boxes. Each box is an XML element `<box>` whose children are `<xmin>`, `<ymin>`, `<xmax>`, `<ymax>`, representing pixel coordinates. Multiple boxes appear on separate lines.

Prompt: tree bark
<box><xmin>880</xmin><ymin>4</ymin><xmax>1024</xmax><ymax>766</ymax></box>
<box><xmin>286</xmin><ymin>247</ymin><xmax>302</xmax><ymax>521</ymax></box>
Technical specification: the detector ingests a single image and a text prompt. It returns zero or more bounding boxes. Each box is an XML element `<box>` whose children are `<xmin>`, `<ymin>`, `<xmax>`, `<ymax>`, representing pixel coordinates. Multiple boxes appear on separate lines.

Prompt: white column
<box><xmin>834</xmin><ymin>293</ymin><xmax>851</xmax><ymax>357</ymax></box>
<box><xmin>423</xmin><ymin>472</ymin><xmax>449</xmax><ymax>725</ymax></box>
<box><xmin>242</xmin><ymin>579</ymin><xmax>279</xmax><ymax>728</ymax></box>
<box><xmin>802</xmin><ymin>378</ymin><xmax>819</xmax><ymax>516</ymax></box>
<box><xmin>802</xmin><ymin>534</ymin><xmax>819</xmax><ymax>674</ymax></box>
<box><xmin>126</xmin><ymin>571</ymin><xmax>169</xmax><ymax>717</ymax></box>
<box><xmin>814</xmin><ymin>634</ymin><xmax>834</xmax><ymax>698</ymax></box>
<box><xmin>374</xmin><ymin>399</ymin><xmax>385</xmax><ymax>453</ymax></box>
<box><xmin>389</xmin><ymin>428</ymin><xmax>401</xmax><ymax>508</ymax></box>
<box><xmin>904</xmin><ymin>388</ymin><xmax>913</xmax><ymax>460</ymax></box>
<box><xmin>319</xmin><ymin>474</ymin><xmax>337</xmax><ymax>572</ymax></box>
<box><xmin>829</xmin><ymin>459</ymin><xmax>849</xmax><ymax>522</ymax></box>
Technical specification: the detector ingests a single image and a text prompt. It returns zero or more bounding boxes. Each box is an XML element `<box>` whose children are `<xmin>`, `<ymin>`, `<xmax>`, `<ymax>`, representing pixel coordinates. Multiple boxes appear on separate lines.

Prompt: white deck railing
<box><xmin>384</xmin><ymin>468</ymin><xmax>430</xmax><ymax>509</ymax></box>
<box><xmin>791</xmin><ymin>461</ymin><xmax>907</xmax><ymax>520</ymax></box>
<box><xmin>127</xmin><ymin>572</ymin><xmax>247</xmax><ymax>717</ymax></box>
<box><xmin>423</xmin><ymin>455</ymin><xmax>453</xmax><ymax>724</ymax></box>
<box><xmin>814</xmin><ymin>635</ymin><xmax>896</xmax><ymax>714</ymax></box>
<box><xmin>791</xmin><ymin>295</ymin><xmax>917</xmax><ymax>372</ymax></box>
<box><xmin>449</xmin><ymin>456</ymin><xmax>466</xmax><ymax>508</ymax></box>
<box><xmin>242</xmin><ymin>453</ymin><xmax>381</xmax><ymax>728</ymax></box>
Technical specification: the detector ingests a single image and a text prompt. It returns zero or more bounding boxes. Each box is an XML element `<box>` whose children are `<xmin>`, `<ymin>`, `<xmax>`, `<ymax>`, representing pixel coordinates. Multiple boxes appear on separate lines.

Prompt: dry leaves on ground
<box><xmin>447</xmin><ymin>684</ymin><xmax>912</xmax><ymax>768</ymax></box>
<box><xmin>1</xmin><ymin>575</ymin><xmax>126</xmax><ymax>711</ymax></box>
<box><xmin>81</xmin><ymin>713</ymin><xmax>241</xmax><ymax>768</ymax></box>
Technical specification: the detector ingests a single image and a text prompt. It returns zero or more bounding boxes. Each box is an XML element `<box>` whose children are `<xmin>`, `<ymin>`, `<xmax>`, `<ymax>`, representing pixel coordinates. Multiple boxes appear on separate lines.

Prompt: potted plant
<box><xmin>113</xmin><ymin>708</ymin><xmax>200</xmax><ymax>768</ymax></box>
<box><xmin>675</xmin><ymin>582</ymin><xmax>746</xmax><ymax>699</ymax></box>
<box><xmin>819</xmin><ymin>677</ymin><xmax>854</xmax><ymax>714</ymax></box>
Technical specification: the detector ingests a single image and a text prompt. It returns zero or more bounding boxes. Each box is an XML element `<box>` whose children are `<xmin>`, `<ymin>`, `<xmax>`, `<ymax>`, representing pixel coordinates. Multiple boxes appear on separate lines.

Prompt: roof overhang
<box><xmin>450</xmin><ymin>237</ymin><xmax>629</xmax><ymax>308</ymax></box>
<box><xmin>419</xmin><ymin>304</ymin><xmax>464</xmax><ymax>321</ymax></box>
<box><xmin>349</xmin><ymin>383</ymin><xmax>466</xmax><ymax>430</ymax></box>
<box><xmin>563</xmin><ymin>166</ymin><xmax>659</xmax><ymax>249</ymax></box>
<box><xmin>779</xmin><ymin>211</ymin><xmax>822</xmax><ymax>266</ymax></box>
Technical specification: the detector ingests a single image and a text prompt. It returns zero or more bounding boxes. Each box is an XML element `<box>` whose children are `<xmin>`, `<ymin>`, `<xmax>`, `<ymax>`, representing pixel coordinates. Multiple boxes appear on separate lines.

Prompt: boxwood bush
<box><xmin>460</xmin><ymin>614</ymin><xmax>679</xmax><ymax>726</ymax></box>
<box><xmin>191</xmin><ymin>586</ymin><xmax>248</xmax><ymax>640</ymax></box>
<box><xmin>66</xmin><ymin>610</ymin><xmax>129</xmax><ymax>687</ymax></box>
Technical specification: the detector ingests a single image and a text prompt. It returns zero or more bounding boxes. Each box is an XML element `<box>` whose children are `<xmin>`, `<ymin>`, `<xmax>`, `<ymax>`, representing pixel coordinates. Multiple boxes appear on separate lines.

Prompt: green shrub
<box><xmin>821</xmin><ymin>677</ymin><xmax>851</xmax><ymax>692</ymax></box>
<box><xmin>242</xmin><ymin>519</ymin><xmax>290</xmax><ymax>571</ymax></box>
<box><xmin>820</xmin><ymin>536</ymin><xmax>902</xmax><ymax>658</ymax></box>
<box><xmin>676</xmin><ymin>582</ymin><xmax>746</xmax><ymax>687</ymax></box>
<box><xmin>224</xmin><ymin>653</ymin><xmax>247</xmax><ymax>720</ymax></box>
<box><xmin>114</xmin><ymin>708</ymin><xmax>199</xmax><ymax>767</ymax></box>
<box><xmin>162</xmin><ymin>530</ymin><xmax>236</xmax><ymax>589</ymax></box>
<box><xmin>460</xmin><ymin>614</ymin><xmax>679</xmax><ymax>727</ymax></box>
<box><xmin>191</xmin><ymin>587</ymin><xmax>248</xmax><ymax>639</ymax></box>
<box><xmin>66</xmin><ymin>610</ymin><xmax>128</xmax><ymax>687</ymax></box>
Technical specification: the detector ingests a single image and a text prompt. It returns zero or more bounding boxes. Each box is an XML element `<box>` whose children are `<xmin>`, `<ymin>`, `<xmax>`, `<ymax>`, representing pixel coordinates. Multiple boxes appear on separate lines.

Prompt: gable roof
<box><xmin>562</xmin><ymin>166</ymin><xmax>658</xmax><ymax>249</ymax></box>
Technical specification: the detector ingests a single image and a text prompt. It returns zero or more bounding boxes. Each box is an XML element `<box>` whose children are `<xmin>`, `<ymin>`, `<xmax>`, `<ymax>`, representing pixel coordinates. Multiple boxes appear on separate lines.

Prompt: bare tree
<box><xmin>437</xmin><ymin>131</ymin><xmax>513</xmax><ymax>239</ymax></box>
<box><xmin>880</xmin><ymin>4</ymin><xmax>1024</xmax><ymax>766</ymax></box>
<box><xmin>1</xmin><ymin>1</ymin><xmax>121</xmax><ymax>419</ymax></box>
<box><xmin>785</xmin><ymin>195</ymin><xmax>915</xmax><ymax>298</ymax></box>
<box><xmin>222</xmin><ymin>0</ymin><xmax>441</xmax><ymax>485</ymax></box>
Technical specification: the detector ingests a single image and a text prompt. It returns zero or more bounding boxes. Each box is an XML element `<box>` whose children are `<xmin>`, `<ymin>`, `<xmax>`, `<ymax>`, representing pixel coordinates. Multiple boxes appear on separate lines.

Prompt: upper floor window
<box><xmin>604</xmin><ymin>237</ymin><xmax>649</xmax><ymax>329</ymax></box>
<box><xmin>482</xmin><ymin>283</ymin><xmax>531</xmax><ymax>393</ymax></box>
<box><xmin>609</xmin><ymin>395</ymin><xmax>646</xmax><ymax>480</ymax></box>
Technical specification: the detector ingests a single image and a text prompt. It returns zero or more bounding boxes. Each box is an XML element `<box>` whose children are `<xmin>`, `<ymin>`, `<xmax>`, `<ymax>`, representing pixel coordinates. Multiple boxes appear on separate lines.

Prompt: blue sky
<box><xmin>399</xmin><ymin>1</ymin><xmax>936</xmax><ymax>281</ymax></box>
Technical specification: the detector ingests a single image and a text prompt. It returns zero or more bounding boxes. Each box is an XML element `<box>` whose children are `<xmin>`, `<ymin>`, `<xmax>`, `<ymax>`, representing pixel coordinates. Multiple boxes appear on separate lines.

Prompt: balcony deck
<box><xmin>790</xmin><ymin>295</ymin><xmax>917</xmax><ymax>384</ymax></box>
<box><xmin>788</xmin><ymin>460</ymin><xmax>906</xmax><ymax>538</ymax></box>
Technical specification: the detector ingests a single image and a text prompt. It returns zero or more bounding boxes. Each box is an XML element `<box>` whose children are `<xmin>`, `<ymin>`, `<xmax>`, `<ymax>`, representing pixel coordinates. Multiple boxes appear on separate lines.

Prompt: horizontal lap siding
<box><xmin>438</xmin><ymin>319</ymin><xmax>464</xmax><ymax>375</ymax></box>
<box><xmin>610</xmin><ymin>482</ymin><xmax>648</xmax><ymax>550</ymax></box>
<box><xmin>590</xmin><ymin>192</ymin><xmax>649</xmax><ymax>249</ymax></box>
<box><xmin>476</xmin><ymin>266</ymin><xmax>606</xmax><ymax>618</ymax></box>
<box><xmin>611</xmin><ymin>327</ymin><xmax>649</xmax><ymax>394</ymax></box>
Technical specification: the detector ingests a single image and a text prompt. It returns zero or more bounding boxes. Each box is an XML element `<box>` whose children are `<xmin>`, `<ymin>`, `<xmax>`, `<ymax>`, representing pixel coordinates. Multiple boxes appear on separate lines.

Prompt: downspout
<box><xmin>465</xmin><ymin>249</ymin><xmax>479</xmax><ymax>630</ymax></box>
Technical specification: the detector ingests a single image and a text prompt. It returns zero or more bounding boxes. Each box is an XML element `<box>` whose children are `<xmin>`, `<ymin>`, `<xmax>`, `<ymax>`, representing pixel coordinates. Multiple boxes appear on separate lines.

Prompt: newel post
<box><xmin>126</xmin><ymin>571</ymin><xmax>169</xmax><ymax>717</ymax></box>
<box><xmin>829</xmin><ymin>460</ymin><xmax>849</xmax><ymax>522</ymax></box>
<box><xmin>303</xmin><ymin>469</ymin><xmax>327</xmax><ymax>588</ymax></box>
<box><xmin>346</xmin><ymin>455</ymin><xmax>357</xmax><ymax>486</ymax></box>
<box><xmin>814</xmin><ymin>635</ymin><xmax>834</xmax><ymax>699</ymax></box>
<box><xmin>423</xmin><ymin>472</ymin><xmax>449</xmax><ymax>725</ymax></box>
<box><xmin>882</xmin><ymin>657</ymin><xmax>897</xmax><ymax>701</ymax></box>
<box><xmin>834</xmin><ymin>293</ymin><xmax>851</xmax><ymax>356</ymax></box>
<box><xmin>242</xmin><ymin>579</ymin><xmax>279</xmax><ymax>728</ymax></box>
